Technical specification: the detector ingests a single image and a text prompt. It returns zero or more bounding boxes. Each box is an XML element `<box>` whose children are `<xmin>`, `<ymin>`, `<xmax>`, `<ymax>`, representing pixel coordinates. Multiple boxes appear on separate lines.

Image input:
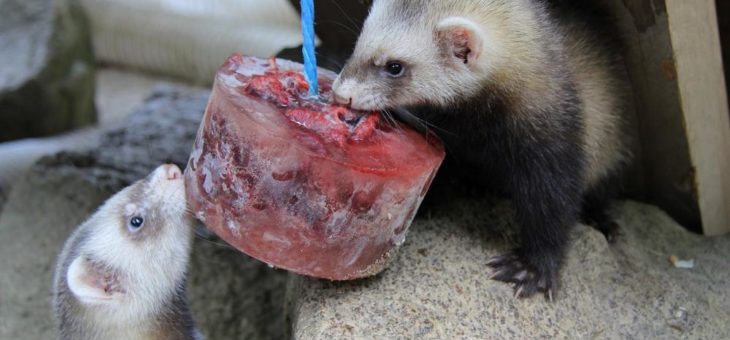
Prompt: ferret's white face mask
<box><xmin>67</xmin><ymin>165</ymin><xmax>192</xmax><ymax>322</ymax></box>
<box><xmin>333</xmin><ymin>1</ymin><xmax>490</xmax><ymax>111</ymax></box>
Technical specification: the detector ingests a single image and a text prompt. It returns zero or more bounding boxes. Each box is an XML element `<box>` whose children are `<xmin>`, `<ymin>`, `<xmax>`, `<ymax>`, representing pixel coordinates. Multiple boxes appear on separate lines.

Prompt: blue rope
<box><xmin>300</xmin><ymin>0</ymin><xmax>318</xmax><ymax>97</ymax></box>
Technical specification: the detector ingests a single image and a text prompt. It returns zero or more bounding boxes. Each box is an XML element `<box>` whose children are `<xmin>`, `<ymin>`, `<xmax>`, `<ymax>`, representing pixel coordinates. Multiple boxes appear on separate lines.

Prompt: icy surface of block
<box><xmin>185</xmin><ymin>54</ymin><xmax>444</xmax><ymax>280</ymax></box>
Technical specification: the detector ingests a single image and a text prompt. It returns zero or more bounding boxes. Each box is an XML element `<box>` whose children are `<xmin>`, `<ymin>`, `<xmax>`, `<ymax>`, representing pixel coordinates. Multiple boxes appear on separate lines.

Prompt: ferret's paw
<box><xmin>487</xmin><ymin>251</ymin><xmax>557</xmax><ymax>300</ymax></box>
<box><xmin>597</xmin><ymin>220</ymin><xmax>620</xmax><ymax>243</ymax></box>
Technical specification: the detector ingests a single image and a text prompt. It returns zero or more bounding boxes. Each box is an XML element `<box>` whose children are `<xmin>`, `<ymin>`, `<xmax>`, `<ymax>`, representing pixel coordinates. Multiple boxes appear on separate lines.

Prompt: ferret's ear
<box><xmin>435</xmin><ymin>17</ymin><xmax>484</xmax><ymax>67</ymax></box>
<box><xmin>67</xmin><ymin>256</ymin><xmax>121</xmax><ymax>304</ymax></box>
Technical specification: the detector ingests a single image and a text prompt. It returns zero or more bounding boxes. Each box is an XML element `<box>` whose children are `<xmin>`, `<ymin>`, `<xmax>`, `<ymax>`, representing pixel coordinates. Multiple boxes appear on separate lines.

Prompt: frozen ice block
<box><xmin>185</xmin><ymin>54</ymin><xmax>444</xmax><ymax>280</ymax></box>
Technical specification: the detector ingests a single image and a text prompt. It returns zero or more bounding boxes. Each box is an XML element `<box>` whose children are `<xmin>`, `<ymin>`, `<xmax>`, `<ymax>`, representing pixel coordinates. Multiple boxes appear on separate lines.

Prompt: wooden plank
<box><xmin>606</xmin><ymin>0</ymin><xmax>702</xmax><ymax>231</ymax></box>
<box><xmin>666</xmin><ymin>0</ymin><xmax>730</xmax><ymax>235</ymax></box>
<box><xmin>716</xmin><ymin>0</ymin><xmax>730</xmax><ymax>116</ymax></box>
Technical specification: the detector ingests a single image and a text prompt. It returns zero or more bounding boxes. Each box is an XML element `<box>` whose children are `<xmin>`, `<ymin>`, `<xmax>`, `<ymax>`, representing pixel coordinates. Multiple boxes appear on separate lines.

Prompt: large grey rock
<box><xmin>187</xmin><ymin>238</ymin><xmax>289</xmax><ymax>340</ymax></box>
<box><xmin>0</xmin><ymin>0</ymin><xmax>96</xmax><ymax>142</ymax></box>
<box><xmin>0</xmin><ymin>85</ymin><xmax>288</xmax><ymax>339</ymax></box>
<box><xmin>0</xmin><ymin>128</ymin><xmax>102</xmax><ymax>214</ymax></box>
<box><xmin>0</xmin><ymin>67</ymin><xmax>180</xmax><ymax>214</ymax></box>
<box><xmin>0</xmin><ymin>180</ymin><xmax>7</xmax><ymax>213</ymax></box>
<box><xmin>288</xmin><ymin>199</ymin><xmax>730</xmax><ymax>339</ymax></box>
<box><xmin>0</xmin><ymin>159</ymin><xmax>112</xmax><ymax>339</ymax></box>
<box><xmin>2</xmin><ymin>83</ymin><xmax>728</xmax><ymax>340</ymax></box>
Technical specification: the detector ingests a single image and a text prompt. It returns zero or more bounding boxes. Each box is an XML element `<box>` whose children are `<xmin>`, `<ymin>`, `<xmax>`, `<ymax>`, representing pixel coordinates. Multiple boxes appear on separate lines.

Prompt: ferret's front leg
<box><xmin>488</xmin><ymin>138</ymin><xmax>583</xmax><ymax>300</ymax></box>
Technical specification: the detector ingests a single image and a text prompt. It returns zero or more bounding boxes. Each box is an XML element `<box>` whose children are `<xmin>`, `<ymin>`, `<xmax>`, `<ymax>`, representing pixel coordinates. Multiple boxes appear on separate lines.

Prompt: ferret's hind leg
<box><xmin>581</xmin><ymin>179</ymin><xmax>621</xmax><ymax>242</ymax></box>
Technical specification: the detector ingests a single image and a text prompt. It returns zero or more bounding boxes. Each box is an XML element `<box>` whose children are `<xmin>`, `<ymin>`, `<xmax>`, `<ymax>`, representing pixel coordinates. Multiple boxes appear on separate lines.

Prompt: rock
<box><xmin>0</xmin><ymin>161</ymin><xmax>112</xmax><ymax>339</ymax></box>
<box><xmin>0</xmin><ymin>0</ymin><xmax>96</xmax><ymax>142</ymax></box>
<box><xmin>2</xmin><ymin>83</ymin><xmax>729</xmax><ymax>340</ymax></box>
<box><xmin>288</xmin><ymin>199</ymin><xmax>730</xmax><ymax>339</ymax></box>
<box><xmin>187</xmin><ymin>235</ymin><xmax>289</xmax><ymax>340</ymax></box>
<box><xmin>0</xmin><ymin>85</ymin><xmax>288</xmax><ymax>339</ymax></box>
<box><xmin>0</xmin><ymin>180</ymin><xmax>7</xmax><ymax>213</ymax></box>
<box><xmin>0</xmin><ymin>128</ymin><xmax>103</xmax><ymax>213</ymax></box>
<box><xmin>16</xmin><ymin>84</ymin><xmax>208</xmax><ymax>192</ymax></box>
<box><xmin>90</xmin><ymin>84</ymin><xmax>209</xmax><ymax>185</ymax></box>
<box><xmin>0</xmin><ymin>68</ymin><xmax>180</xmax><ymax>214</ymax></box>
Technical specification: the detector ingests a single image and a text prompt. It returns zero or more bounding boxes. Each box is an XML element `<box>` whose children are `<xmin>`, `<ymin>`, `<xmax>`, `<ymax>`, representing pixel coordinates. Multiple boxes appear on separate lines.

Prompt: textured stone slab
<box><xmin>1</xmin><ymin>83</ymin><xmax>728</xmax><ymax>340</ymax></box>
<box><xmin>0</xmin><ymin>0</ymin><xmax>96</xmax><ymax>141</ymax></box>
<box><xmin>288</xmin><ymin>199</ymin><xmax>730</xmax><ymax>339</ymax></box>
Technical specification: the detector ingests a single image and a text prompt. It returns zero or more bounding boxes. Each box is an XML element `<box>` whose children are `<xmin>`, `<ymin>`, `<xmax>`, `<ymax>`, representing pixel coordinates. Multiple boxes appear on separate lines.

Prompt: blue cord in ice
<box><xmin>300</xmin><ymin>0</ymin><xmax>318</xmax><ymax>97</ymax></box>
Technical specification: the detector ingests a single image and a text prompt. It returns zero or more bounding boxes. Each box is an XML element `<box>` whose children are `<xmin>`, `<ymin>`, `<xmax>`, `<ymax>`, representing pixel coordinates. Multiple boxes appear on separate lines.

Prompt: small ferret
<box><xmin>333</xmin><ymin>0</ymin><xmax>631</xmax><ymax>299</ymax></box>
<box><xmin>53</xmin><ymin>164</ymin><xmax>202</xmax><ymax>339</ymax></box>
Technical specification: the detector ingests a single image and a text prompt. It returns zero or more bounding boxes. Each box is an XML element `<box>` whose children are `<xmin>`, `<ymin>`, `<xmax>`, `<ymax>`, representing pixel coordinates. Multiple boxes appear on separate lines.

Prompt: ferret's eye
<box><xmin>385</xmin><ymin>62</ymin><xmax>405</xmax><ymax>77</ymax></box>
<box><xmin>128</xmin><ymin>216</ymin><xmax>144</xmax><ymax>231</ymax></box>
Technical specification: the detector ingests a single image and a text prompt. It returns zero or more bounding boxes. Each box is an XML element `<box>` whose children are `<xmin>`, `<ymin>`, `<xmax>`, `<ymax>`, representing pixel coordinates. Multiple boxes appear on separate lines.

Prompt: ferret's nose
<box><xmin>334</xmin><ymin>93</ymin><xmax>352</xmax><ymax>106</ymax></box>
<box><xmin>163</xmin><ymin>164</ymin><xmax>182</xmax><ymax>180</ymax></box>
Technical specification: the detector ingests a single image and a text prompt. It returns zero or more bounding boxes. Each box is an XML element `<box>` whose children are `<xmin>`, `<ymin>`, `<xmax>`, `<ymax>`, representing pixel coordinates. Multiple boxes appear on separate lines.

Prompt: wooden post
<box><xmin>608</xmin><ymin>0</ymin><xmax>702</xmax><ymax>231</ymax></box>
<box><xmin>607</xmin><ymin>0</ymin><xmax>730</xmax><ymax>235</ymax></box>
<box><xmin>666</xmin><ymin>0</ymin><xmax>730</xmax><ymax>235</ymax></box>
<box><xmin>718</xmin><ymin>0</ymin><xmax>730</xmax><ymax>105</ymax></box>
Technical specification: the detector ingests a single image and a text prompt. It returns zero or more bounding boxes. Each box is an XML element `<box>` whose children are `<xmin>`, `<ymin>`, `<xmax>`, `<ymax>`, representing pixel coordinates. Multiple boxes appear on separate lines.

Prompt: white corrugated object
<box><xmin>80</xmin><ymin>0</ymin><xmax>305</xmax><ymax>83</ymax></box>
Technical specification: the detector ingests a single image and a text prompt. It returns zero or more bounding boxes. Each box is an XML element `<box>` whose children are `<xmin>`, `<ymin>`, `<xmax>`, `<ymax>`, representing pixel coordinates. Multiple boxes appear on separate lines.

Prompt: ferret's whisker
<box><xmin>315</xmin><ymin>52</ymin><xmax>344</xmax><ymax>70</ymax></box>
<box><xmin>393</xmin><ymin>108</ymin><xmax>454</xmax><ymax>137</ymax></box>
<box><xmin>317</xmin><ymin>20</ymin><xmax>360</xmax><ymax>38</ymax></box>
<box><xmin>183</xmin><ymin>219</ymin><xmax>237</xmax><ymax>250</ymax></box>
<box><xmin>328</xmin><ymin>0</ymin><xmax>363</xmax><ymax>34</ymax></box>
<box><xmin>192</xmin><ymin>233</ymin><xmax>236</xmax><ymax>250</ymax></box>
<box><xmin>381</xmin><ymin>110</ymin><xmax>395</xmax><ymax>128</ymax></box>
<box><xmin>382</xmin><ymin>109</ymin><xmax>403</xmax><ymax>131</ymax></box>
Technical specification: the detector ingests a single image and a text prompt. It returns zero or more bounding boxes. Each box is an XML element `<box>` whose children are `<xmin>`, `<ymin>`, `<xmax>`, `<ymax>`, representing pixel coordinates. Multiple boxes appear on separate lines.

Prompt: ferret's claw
<box><xmin>487</xmin><ymin>250</ymin><xmax>559</xmax><ymax>301</ymax></box>
<box><xmin>514</xmin><ymin>285</ymin><xmax>525</xmax><ymax>299</ymax></box>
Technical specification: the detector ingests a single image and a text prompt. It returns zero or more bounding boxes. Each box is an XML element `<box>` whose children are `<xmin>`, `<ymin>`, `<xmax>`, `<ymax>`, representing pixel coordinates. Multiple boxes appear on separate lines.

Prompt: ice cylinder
<box><xmin>185</xmin><ymin>54</ymin><xmax>444</xmax><ymax>280</ymax></box>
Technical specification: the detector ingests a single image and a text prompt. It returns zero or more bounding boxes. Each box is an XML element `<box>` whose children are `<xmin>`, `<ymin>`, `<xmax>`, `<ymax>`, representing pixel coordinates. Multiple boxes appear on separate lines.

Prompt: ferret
<box><xmin>333</xmin><ymin>0</ymin><xmax>631</xmax><ymax>299</ymax></box>
<box><xmin>53</xmin><ymin>164</ymin><xmax>202</xmax><ymax>339</ymax></box>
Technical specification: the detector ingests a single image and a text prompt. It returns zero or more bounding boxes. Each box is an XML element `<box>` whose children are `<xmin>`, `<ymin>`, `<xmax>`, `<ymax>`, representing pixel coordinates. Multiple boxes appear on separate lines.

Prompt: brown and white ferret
<box><xmin>53</xmin><ymin>164</ymin><xmax>202</xmax><ymax>339</ymax></box>
<box><xmin>333</xmin><ymin>0</ymin><xmax>631</xmax><ymax>299</ymax></box>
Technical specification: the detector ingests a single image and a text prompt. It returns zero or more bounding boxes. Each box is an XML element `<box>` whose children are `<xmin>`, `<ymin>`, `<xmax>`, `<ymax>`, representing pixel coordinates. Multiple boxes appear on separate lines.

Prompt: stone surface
<box><xmin>0</xmin><ymin>181</ymin><xmax>7</xmax><ymax>214</ymax></box>
<box><xmin>89</xmin><ymin>84</ymin><xmax>208</xmax><ymax>184</ymax></box>
<box><xmin>0</xmin><ymin>0</ymin><xmax>96</xmax><ymax>142</ymax></box>
<box><xmin>1</xmin><ymin>83</ymin><xmax>729</xmax><ymax>340</ymax></box>
<box><xmin>0</xmin><ymin>160</ymin><xmax>112</xmax><ymax>339</ymax></box>
<box><xmin>0</xmin><ymin>128</ymin><xmax>102</xmax><ymax>213</ymax></box>
<box><xmin>187</xmin><ymin>237</ymin><xmax>289</xmax><ymax>340</ymax></box>
<box><xmin>0</xmin><ymin>85</ymin><xmax>288</xmax><ymax>339</ymax></box>
<box><xmin>0</xmin><ymin>67</ymin><xmax>183</xmax><ymax>214</ymax></box>
<box><xmin>288</xmin><ymin>198</ymin><xmax>730</xmax><ymax>339</ymax></box>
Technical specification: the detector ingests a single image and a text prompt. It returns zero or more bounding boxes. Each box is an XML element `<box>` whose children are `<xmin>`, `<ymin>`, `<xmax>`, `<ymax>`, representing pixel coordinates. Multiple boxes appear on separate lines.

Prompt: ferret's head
<box><xmin>66</xmin><ymin>164</ymin><xmax>193</xmax><ymax>322</ymax></box>
<box><xmin>333</xmin><ymin>0</ymin><xmax>499</xmax><ymax>111</ymax></box>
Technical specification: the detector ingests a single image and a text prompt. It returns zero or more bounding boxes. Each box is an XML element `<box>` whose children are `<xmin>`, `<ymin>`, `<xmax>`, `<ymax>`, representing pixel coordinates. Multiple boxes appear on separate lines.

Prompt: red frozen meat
<box><xmin>185</xmin><ymin>54</ymin><xmax>444</xmax><ymax>280</ymax></box>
